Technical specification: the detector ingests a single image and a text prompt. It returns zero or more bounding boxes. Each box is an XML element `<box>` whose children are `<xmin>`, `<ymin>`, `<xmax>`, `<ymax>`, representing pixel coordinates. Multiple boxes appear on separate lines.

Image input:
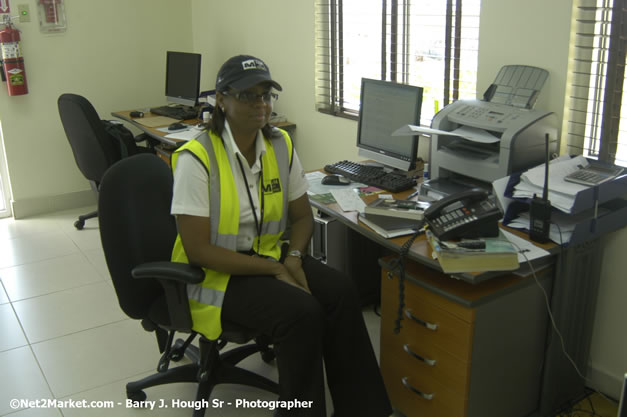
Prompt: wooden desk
<box><xmin>308</xmin><ymin>177</ymin><xmax>594</xmax><ymax>417</ymax></box>
<box><xmin>112</xmin><ymin>109</ymin><xmax>296</xmax><ymax>146</ymax></box>
<box><xmin>113</xmin><ymin>110</ymin><xmax>297</xmax><ymax>165</ymax></box>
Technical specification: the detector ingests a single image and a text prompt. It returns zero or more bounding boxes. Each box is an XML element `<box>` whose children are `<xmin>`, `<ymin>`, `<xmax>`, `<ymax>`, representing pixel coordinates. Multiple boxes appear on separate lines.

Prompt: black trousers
<box><xmin>221</xmin><ymin>256</ymin><xmax>392</xmax><ymax>417</ymax></box>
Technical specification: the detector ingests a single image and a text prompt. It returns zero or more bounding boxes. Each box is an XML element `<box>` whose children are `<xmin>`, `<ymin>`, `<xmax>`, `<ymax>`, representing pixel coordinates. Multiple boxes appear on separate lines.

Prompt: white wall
<box><xmin>0</xmin><ymin>0</ymin><xmax>194</xmax><ymax>217</ymax></box>
<box><xmin>191</xmin><ymin>0</ymin><xmax>360</xmax><ymax>173</ymax></box>
<box><xmin>477</xmin><ymin>0</ymin><xmax>573</xmax><ymax>125</ymax></box>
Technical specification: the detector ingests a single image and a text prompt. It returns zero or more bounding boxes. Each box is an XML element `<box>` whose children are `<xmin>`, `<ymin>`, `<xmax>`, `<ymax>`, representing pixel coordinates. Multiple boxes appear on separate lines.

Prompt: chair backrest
<box><xmin>98</xmin><ymin>153</ymin><xmax>178</xmax><ymax>320</ymax></box>
<box><xmin>57</xmin><ymin>93</ymin><xmax>119</xmax><ymax>184</ymax></box>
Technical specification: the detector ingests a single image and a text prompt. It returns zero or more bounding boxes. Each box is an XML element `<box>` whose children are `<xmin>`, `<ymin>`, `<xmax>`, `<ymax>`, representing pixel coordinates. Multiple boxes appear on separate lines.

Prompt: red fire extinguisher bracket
<box><xmin>0</xmin><ymin>22</ymin><xmax>28</xmax><ymax>96</ymax></box>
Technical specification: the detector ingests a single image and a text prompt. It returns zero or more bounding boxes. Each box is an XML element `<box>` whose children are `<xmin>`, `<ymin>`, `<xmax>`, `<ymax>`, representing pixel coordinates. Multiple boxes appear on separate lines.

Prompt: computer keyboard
<box><xmin>324</xmin><ymin>160</ymin><xmax>417</xmax><ymax>193</ymax></box>
<box><xmin>150</xmin><ymin>105</ymin><xmax>198</xmax><ymax>120</ymax></box>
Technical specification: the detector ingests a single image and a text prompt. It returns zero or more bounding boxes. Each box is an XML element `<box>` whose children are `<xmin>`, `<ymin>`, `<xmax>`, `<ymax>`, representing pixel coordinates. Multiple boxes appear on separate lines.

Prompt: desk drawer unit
<box><xmin>381</xmin><ymin>267</ymin><xmax>473</xmax><ymax>417</ymax></box>
<box><xmin>380</xmin><ymin>259</ymin><xmax>552</xmax><ymax>417</ymax></box>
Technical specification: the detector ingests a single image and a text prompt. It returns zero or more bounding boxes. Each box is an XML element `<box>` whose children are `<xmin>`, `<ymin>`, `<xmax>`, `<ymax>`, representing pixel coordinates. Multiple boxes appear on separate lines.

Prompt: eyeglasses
<box><xmin>223</xmin><ymin>90</ymin><xmax>279</xmax><ymax>104</ymax></box>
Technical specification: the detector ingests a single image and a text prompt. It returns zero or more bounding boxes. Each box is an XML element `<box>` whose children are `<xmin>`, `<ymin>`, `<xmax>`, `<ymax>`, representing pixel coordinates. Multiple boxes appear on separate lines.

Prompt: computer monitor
<box><xmin>356</xmin><ymin>78</ymin><xmax>423</xmax><ymax>171</ymax></box>
<box><xmin>165</xmin><ymin>51</ymin><xmax>202</xmax><ymax>107</ymax></box>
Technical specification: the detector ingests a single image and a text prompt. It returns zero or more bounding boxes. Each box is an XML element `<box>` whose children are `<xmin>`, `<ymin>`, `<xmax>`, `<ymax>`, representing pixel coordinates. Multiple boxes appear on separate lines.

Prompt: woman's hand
<box><xmin>282</xmin><ymin>256</ymin><xmax>311</xmax><ymax>294</ymax></box>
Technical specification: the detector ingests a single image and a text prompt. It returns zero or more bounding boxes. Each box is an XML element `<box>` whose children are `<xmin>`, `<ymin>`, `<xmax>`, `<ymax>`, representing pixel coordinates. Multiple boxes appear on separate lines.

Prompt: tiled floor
<box><xmin>0</xmin><ymin>206</ymin><xmax>390</xmax><ymax>417</ymax></box>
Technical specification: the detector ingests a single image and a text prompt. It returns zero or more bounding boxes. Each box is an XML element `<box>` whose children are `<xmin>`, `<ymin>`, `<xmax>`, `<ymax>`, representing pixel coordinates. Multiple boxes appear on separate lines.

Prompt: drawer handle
<box><xmin>401</xmin><ymin>377</ymin><xmax>434</xmax><ymax>400</ymax></box>
<box><xmin>403</xmin><ymin>344</ymin><xmax>436</xmax><ymax>366</ymax></box>
<box><xmin>405</xmin><ymin>309</ymin><xmax>438</xmax><ymax>331</ymax></box>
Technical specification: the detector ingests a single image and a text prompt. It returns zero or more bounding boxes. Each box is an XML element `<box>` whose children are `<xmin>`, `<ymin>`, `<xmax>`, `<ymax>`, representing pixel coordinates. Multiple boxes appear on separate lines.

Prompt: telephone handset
<box><xmin>424</xmin><ymin>188</ymin><xmax>501</xmax><ymax>240</ymax></box>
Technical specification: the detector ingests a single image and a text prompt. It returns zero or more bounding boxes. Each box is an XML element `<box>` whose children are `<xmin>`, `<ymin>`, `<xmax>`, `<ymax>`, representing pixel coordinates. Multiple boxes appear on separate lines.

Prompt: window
<box><xmin>314</xmin><ymin>0</ymin><xmax>481</xmax><ymax>126</ymax></box>
<box><xmin>564</xmin><ymin>0</ymin><xmax>627</xmax><ymax>166</ymax></box>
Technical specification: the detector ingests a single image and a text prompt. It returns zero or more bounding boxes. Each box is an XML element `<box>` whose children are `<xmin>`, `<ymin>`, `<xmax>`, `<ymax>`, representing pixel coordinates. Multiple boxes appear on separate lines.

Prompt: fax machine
<box><xmin>429</xmin><ymin>65</ymin><xmax>558</xmax><ymax>185</ymax></box>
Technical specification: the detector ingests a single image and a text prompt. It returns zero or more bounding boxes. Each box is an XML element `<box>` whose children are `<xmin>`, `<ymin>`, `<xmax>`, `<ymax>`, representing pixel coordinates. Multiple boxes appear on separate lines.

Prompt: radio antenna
<box><xmin>529</xmin><ymin>133</ymin><xmax>552</xmax><ymax>243</ymax></box>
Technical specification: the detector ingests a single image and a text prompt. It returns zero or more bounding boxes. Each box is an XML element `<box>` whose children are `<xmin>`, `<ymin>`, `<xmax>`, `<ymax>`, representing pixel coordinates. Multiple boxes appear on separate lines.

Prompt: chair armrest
<box><xmin>132</xmin><ymin>262</ymin><xmax>204</xmax><ymax>284</ymax></box>
<box><xmin>133</xmin><ymin>262</ymin><xmax>204</xmax><ymax>331</ymax></box>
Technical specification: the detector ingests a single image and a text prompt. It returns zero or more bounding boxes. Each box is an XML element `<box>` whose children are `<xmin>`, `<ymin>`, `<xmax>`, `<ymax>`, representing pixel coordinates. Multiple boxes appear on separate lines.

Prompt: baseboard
<box><xmin>11</xmin><ymin>190</ymin><xmax>97</xmax><ymax>219</ymax></box>
<box><xmin>586</xmin><ymin>363</ymin><xmax>624</xmax><ymax>401</ymax></box>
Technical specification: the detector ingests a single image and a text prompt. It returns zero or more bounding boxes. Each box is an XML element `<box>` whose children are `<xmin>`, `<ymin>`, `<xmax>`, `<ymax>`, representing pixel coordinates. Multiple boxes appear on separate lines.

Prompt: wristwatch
<box><xmin>287</xmin><ymin>249</ymin><xmax>305</xmax><ymax>260</ymax></box>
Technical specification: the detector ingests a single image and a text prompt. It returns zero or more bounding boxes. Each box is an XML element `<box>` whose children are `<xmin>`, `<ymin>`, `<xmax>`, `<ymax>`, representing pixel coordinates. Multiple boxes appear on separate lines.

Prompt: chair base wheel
<box><xmin>127</xmin><ymin>390</ymin><xmax>147</xmax><ymax>402</ymax></box>
<box><xmin>261</xmin><ymin>350</ymin><xmax>275</xmax><ymax>363</ymax></box>
<box><xmin>74</xmin><ymin>220</ymin><xmax>84</xmax><ymax>230</ymax></box>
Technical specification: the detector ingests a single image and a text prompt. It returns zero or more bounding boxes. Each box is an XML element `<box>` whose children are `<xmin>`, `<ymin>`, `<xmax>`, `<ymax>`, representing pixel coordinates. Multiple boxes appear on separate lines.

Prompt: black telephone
<box><xmin>424</xmin><ymin>188</ymin><xmax>501</xmax><ymax>240</ymax></box>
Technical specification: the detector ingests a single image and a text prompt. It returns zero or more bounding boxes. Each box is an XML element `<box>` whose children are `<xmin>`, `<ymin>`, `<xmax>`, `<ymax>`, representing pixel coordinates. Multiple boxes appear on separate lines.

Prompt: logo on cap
<box><xmin>241</xmin><ymin>59</ymin><xmax>267</xmax><ymax>71</ymax></box>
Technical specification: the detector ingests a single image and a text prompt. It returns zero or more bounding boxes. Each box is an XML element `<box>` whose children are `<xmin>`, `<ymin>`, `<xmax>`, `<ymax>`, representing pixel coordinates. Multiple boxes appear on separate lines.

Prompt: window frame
<box><xmin>315</xmin><ymin>0</ymin><xmax>478</xmax><ymax>123</ymax></box>
<box><xmin>565</xmin><ymin>0</ymin><xmax>627</xmax><ymax>165</ymax></box>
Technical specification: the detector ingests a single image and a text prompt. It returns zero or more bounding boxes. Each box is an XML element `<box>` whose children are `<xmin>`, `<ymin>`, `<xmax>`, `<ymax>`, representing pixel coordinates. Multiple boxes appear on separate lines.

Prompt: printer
<box><xmin>428</xmin><ymin>65</ymin><xmax>558</xmax><ymax>187</ymax></box>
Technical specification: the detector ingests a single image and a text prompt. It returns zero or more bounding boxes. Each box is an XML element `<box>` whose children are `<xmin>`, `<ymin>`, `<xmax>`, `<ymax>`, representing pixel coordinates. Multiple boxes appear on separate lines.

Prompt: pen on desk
<box><xmin>407</xmin><ymin>190</ymin><xmax>420</xmax><ymax>199</ymax></box>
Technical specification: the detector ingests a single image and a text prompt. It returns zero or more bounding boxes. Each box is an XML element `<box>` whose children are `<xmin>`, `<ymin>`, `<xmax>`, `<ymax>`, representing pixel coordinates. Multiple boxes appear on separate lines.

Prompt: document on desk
<box><xmin>330</xmin><ymin>189</ymin><xmax>366</xmax><ymax>213</ymax></box>
<box><xmin>163</xmin><ymin>127</ymin><xmax>205</xmax><ymax>141</ymax></box>
<box><xmin>501</xmin><ymin>229</ymin><xmax>550</xmax><ymax>263</ymax></box>
<box><xmin>305</xmin><ymin>171</ymin><xmax>367</xmax><ymax>200</ymax></box>
<box><xmin>135</xmin><ymin>116</ymin><xmax>179</xmax><ymax>128</ymax></box>
<box><xmin>392</xmin><ymin>124</ymin><xmax>500</xmax><ymax>143</ymax></box>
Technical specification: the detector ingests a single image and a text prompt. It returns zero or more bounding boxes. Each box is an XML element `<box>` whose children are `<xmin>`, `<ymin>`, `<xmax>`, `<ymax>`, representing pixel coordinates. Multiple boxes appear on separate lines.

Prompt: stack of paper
<box><xmin>512</xmin><ymin>155</ymin><xmax>589</xmax><ymax>213</ymax></box>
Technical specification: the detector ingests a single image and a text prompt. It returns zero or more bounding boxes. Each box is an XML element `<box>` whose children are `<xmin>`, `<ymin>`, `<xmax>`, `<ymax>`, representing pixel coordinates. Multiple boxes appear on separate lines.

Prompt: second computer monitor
<box><xmin>165</xmin><ymin>51</ymin><xmax>202</xmax><ymax>107</ymax></box>
<box><xmin>357</xmin><ymin>78</ymin><xmax>423</xmax><ymax>171</ymax></box>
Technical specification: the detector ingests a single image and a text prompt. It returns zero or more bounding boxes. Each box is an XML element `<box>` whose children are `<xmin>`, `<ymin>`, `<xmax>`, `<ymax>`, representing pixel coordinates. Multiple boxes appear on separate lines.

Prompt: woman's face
<box><xmin>218</xmin><ymin>82</ymin><xmax>275</xmax><ymax>133</ymax></box>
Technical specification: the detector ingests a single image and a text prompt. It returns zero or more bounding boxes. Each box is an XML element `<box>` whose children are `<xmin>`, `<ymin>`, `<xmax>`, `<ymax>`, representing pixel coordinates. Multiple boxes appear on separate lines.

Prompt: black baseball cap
<box><xmin>216</xmin><ymin>55</ymin><xmax>282</xmax><ymax>92</ymax></box>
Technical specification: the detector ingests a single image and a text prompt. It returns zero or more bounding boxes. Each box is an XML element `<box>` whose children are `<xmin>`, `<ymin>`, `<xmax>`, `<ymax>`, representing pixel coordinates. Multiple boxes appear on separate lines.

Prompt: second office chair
<box><xmin>57</xmin><ymin>93</ymin><xmax>151</xmax><ymax>229</ymax></box>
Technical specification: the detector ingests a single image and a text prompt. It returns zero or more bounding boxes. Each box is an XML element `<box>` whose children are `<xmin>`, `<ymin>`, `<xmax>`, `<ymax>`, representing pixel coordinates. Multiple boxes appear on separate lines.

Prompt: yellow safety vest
<box><xmin>171</xmin><ymin>128</ymin><xmax>293</xmax><ymax>339</ymax></box>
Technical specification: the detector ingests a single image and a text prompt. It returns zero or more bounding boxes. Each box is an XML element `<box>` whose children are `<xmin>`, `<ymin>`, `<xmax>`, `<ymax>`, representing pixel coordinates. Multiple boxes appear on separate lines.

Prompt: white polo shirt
<box><xmin>171</xmin><ymin>121</ymin><xmax>308</xmax><ymax>251</ymax></box>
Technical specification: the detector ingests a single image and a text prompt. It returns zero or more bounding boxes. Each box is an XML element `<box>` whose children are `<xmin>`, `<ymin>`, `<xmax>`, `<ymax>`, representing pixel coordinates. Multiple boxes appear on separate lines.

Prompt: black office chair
<box><xmin>57</xmin><ymin>93</ymin><xmax>153</xmax><ymax>230</ymax></box>
<box><xmin>97</xmin><ymin>153</ymin><xmax>278</xmax><ymax>417</ymax></box>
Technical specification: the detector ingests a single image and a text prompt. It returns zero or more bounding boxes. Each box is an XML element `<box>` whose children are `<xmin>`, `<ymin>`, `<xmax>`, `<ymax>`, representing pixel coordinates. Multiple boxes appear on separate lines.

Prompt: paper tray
<box><xmin>569</xmin><ymin>173</ymin><xmax>627</xmax><ymax>214</ymax></box>
<box><xmin>569</xmin><ymin>198</ymin><xmax>627</xmax><ymax>245</ymax></box>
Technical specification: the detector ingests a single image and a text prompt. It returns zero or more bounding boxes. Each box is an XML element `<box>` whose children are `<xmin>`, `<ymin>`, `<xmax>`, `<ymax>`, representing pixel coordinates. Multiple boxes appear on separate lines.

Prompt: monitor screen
<box><xmin>357</xmin><ymin>78</ymin><xmax>423</xmax><ymax>171</ymax></box>
<box><xmin>165</xmin><ymin>51</ymin><xmax>202</xmax><ymax>107</ymax></box>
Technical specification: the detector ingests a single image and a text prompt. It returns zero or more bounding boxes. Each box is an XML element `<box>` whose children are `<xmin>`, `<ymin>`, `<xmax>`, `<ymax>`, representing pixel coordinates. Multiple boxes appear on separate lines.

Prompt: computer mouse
<box><xmin>168</xmin><ymin>122</ymin><xmax>187</xmax><ymax>131</ymax></box>
<box><xmin>322</xmin><ymin>175</ymin><xmax>351</xmax><ymax>185</ymax></box>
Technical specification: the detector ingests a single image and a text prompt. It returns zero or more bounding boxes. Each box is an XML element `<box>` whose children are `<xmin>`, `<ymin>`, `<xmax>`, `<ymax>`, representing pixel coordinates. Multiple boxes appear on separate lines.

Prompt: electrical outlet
<box><xmin>18</xmin><ymin>4</ymin><xmax>30</xmax><ymax>23</ymax></box>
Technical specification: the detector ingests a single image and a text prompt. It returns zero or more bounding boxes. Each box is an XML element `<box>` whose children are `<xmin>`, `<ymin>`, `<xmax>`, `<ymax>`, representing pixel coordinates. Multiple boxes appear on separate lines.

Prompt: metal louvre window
<box><xmin>565</xmin><ymin>0</ymin><xmax>627</xmax><ymax>165</ymax></box>
<box><xmin>314</xmin><ymin>0</ymin><xmax>481</xmax><ymax>126</ymax></box>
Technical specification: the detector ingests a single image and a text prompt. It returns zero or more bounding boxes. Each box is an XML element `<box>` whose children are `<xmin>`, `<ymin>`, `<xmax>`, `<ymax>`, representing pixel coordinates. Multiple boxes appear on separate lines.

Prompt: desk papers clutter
<box><xmin>330</xmin><ymin>188</ymin><xmax>366</xmax><ymax>212</ymax></box>
<box><xmin>157</xmin><ymin>126</ymin><xmax>205</xmax><ymax>141</ymax></box>
<box><xmin>135</xmin><ymin>116</ymin><xmax>179</xmax><ymax>128</ymax></box>
<box><xmin>511</xmin><ymin>155</ymin><xmax>589</xmax><ymax>213</ymax></box>
<box><xmin>493</xmin><ymin>155</ymin><xmax>607</xmax><ymax>244</ymax></box>
<box><xmin>364</xmin><ymin>198</ymin><xmax>427</xmax><ymax>221</ymax></box>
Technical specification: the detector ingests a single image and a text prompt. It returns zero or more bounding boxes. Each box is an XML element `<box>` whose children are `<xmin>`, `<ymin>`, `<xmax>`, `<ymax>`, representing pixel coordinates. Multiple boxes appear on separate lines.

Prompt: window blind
<box><xmin>565</xmin><ymin>0</ymin><xmax>627</xmax><ymax>165</ymax></box>
<box><xmin>314</xmin><ymin>0</ymin><xmax>481</xmax><ymax>126</ymax></box>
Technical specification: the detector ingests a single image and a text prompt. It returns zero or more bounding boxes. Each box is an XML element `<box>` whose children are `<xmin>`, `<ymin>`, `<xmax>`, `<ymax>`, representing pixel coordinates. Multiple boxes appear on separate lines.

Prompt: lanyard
<box><xmin>236</xmin><ymin>154</ymin><xmax>264</xmax><ymax>254</ymax></box>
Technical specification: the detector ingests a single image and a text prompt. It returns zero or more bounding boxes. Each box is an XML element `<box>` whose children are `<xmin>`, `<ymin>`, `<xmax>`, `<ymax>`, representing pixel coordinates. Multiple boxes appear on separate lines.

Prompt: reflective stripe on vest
<box><xmin>170</xmin><ymin>127</ymin><xmax>293</xmax><ymax>339</ymax></box>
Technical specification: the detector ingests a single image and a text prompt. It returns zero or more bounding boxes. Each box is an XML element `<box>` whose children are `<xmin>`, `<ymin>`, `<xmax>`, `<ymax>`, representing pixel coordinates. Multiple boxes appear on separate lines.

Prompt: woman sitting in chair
<box><xmin>170</xmin><ymin>54</ymin><xmax>392</xmax><ymax>417</ymax></box>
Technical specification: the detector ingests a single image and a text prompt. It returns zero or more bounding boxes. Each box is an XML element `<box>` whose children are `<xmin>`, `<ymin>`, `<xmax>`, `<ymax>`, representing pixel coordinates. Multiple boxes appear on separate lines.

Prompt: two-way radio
<box><xmin>529</xmin><ymin>133</ymin><xmax>552</xmax><ymax>243</ymax></box>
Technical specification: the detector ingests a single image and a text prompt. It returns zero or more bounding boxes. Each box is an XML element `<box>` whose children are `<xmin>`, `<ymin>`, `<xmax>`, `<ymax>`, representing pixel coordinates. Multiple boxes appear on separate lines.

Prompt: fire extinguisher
<box><xmin>0</xmin><ymin>21</ymin><xmax>28</xmax><ymax>96</ymax></box>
